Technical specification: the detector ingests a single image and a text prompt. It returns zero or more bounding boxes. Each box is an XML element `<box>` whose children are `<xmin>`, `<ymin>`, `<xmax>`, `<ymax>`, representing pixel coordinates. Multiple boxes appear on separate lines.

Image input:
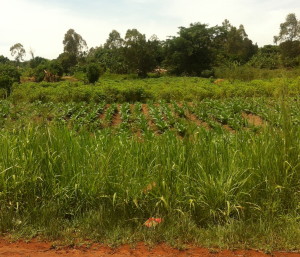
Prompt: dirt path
<box><xmin>0</xmin><ymin>240</ymin><xmax>299</xmax><ymax>257</ymax></box>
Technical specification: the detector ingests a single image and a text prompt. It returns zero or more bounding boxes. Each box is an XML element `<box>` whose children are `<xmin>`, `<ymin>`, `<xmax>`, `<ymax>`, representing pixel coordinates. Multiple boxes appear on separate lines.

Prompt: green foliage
<box><xmin>274</xmin><ymin>13</ymin><xmax>300</xmax><ymax>43</ymax></box>
<box><xmin>164</xmin><ymin>23</ymin><xmax>215</xmax><ymax>76</ymax></box>
<box><xmin>10</xmin><ymin>43</ymin><xmax>26</xmax><ymax>62</ymax></box>
<box><xmin>215</xmin><ymin>63</ymin><xmax>300</xmax><ymax>81</ymax></box>
<box><xmin>48</xmin><ymin>60</ymin><xmax>63</xmax><ymax>77</ymax></box>
<box><xmin>279</xmin><ymin>40</ymin><xmax>300</xmax><ymax>67</ymax></box>
<box><xmin>9</xmin><ymin>76</ymin><xmax>300</xmax><ymax>103</ymax></box>
<box><xmin>32</xmin><ymin>60</ymin><xmax>62</xmax><ymax>82</ymax></box>
<box><xmin>0</xmin><ymin>55</ymin><xmax>10</xmax><ymax>64</ymax></box>
<box><xmin>29</xmin><ymin>56</ymin><xmax>47</xmax><ymax>69</ymax></box>
<box><xmin>124</xmin><ymin>29</ymin><xmax>158</xmax><ymax>77</ymax></box>
<box><xmin>248</xmin><ymin>45</ymin><xmax>281</xmax><ymax>69</ymax></box>
<box><xmin>217</xmin><ymin>21</ymin><xmax>258</xmax><ymax>64</ymax></box>
<box><xmin>57</xmin><ymin>52</ymin><xmax>78</xmax><ymax>74</ymax></box>
<box><xmin>0</xmin><ymin>100</ymin><xmax>299</xmax><ymax>248</ymax></box>
<box><xmin>274</xmin><ymin>13</ymin><xmax>300</xmax><ymax>68</ymax></box>
<box><xmin>0</xmin><ymin>64</ymin><xmax>20</xmax><ymax>95</ymax></box>
<box><xmin>33</xmin><ymin>64</ymin><xmax>48</xmax><ymax>82</ymax></box>
<box><xmin>89</xmin><ymin>46</ymin><xmax>128</xmax><ymax>74</ymax></box>
<box><xmin>86</xmin><ymin>63</ymin><xmax>102</xmax><ymax>83</ymax></box>
<box><xmin>63</xmin><ymin>29</ymin><xmax>88</xmax><ymax>57</ymax></box>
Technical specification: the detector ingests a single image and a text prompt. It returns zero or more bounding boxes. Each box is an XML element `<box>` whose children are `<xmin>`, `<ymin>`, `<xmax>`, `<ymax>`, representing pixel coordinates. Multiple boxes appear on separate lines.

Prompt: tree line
<box><xmin>0</xmin><ymin>13</ymin><xmax>299</xmax><ymax>93</ymax></box>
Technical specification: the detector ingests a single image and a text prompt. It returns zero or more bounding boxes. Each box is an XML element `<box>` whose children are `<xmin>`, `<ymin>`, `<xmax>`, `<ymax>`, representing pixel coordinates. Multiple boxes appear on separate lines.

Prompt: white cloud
<box><xmin>160</xmin><ymin>0</ymin><xmax>300</xmax><ymax>46</ymax></box>
<box><xmin>0</xmin><ymin>0</ymin><xmax>115</xmax><ymax>59</ymax></box>
<box><xmin>0</xmin><ymin>0</ymin><xmax>299</xmax><ymax>60</ymax></box>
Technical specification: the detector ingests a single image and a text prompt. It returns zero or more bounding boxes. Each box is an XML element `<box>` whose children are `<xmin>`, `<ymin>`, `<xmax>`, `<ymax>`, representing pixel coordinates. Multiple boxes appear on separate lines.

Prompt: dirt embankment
<box><xmin>0</xmin><ymin>240</ymin><xmax>299</xmax><ymax>257</ymax></box>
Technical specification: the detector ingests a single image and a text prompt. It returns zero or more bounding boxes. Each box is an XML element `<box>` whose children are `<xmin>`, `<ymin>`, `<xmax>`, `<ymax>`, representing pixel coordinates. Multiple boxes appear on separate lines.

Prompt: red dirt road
<box><xmin>0</xmin><ymin>240</ymin><xmax>299</xmax><ymax>257</ymax></box>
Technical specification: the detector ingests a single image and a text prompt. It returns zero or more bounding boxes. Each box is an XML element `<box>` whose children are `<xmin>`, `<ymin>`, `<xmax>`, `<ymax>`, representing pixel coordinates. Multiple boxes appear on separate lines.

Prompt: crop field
<box><xmin>1</xmin><ymin>97</ymin><xmax>300</xmax><ymax>134</ymax></box>
<box><xmin>0</xmin><ymin>79</ymin><xmax>300</xmax><ymax>250</ymax></box>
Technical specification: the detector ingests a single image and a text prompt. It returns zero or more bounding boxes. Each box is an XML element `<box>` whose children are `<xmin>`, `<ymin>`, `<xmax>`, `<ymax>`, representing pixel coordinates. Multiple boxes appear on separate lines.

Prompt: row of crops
<box><xmin>0</xmin><ymin>97</ymin><xmax>299</xmax><ymax>134</ymax></box>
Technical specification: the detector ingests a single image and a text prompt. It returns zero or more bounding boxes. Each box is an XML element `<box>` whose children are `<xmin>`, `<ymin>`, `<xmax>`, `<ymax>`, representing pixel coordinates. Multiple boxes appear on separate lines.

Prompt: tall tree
<box><xmin>60</xmin><ymin>29</ymin><xmax>88</xmax><ymax>73</ymax></box>
<box><xmin>123</xmin><ymin>29</ymin><xmax>157</xmax><ymax>77</ymax></box>
<box><xmin>164</xmin><ymin>23</ymin><xmax>216</xmax><ymax>76</ymax></box>
<box><xmin>10</xmin><ymin>43</ymin><xmax>26</xmax><ymax>63</ymax></box>
<box><xmin>274</xmin><ymin>14</ymin><xmax>300</xmax><ymax>67</ymax></box>
<box><xmin>104</xmin><ymin>30</ymin><xmax>124</xmax><ymax>49</ymax></box>
<box><xmin>274</xmin><ymin>13</ymin><xmax>300</xmax><ymax>43</ymax></box>
<box><xmin>63</xmin><ymin>29</ymin><xmax>88</xmax><ymax>57</ymax></box>
<box><xmin>217</xmin><ymin>20</ymin><xmax>258</xmax><ymax>64</ymax></box>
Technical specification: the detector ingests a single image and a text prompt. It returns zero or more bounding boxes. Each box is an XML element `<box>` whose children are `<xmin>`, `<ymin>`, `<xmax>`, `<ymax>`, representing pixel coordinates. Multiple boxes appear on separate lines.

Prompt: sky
<box><xmin>0</xmin><ymin>0</ymin><xmax>299</xmax><ymax>60</ymax></box>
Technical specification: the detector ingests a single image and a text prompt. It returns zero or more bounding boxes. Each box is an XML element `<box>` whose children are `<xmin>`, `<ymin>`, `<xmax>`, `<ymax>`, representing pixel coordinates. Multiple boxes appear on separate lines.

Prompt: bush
<box><xmin>200</xmin><ymin>69</ymin><xmax>214</xmax><ymax>78</ymax></box>
<box><xmin>86</xmin><ymin>63</ymin><xmax>102</xmax><ymax>84</ymax></box>
<box><xmin>0</xmin><ymin>64</ymin><xmax>20</xmax><ymax>95</ymax></box>
<box><xmin>33</xmin><ymin>64</ymin><xmax>47</xmax><ymax>82</ymax></box>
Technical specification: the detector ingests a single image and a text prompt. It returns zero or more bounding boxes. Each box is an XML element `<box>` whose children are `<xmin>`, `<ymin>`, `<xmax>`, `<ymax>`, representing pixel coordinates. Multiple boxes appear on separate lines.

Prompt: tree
<box><xmin>279</xmin><ymin>40</ymin><xmax>300</xmax><ymax>67</ymax></box>
<box><xmin>63</xmin><ymin>29</ymin><xmax>88</xmax><ymax>57</ymax></box>
<box><xmin>248</xmin><ymin>45</ymin><xmax>281</xmax><ymax>69</ymax></box>
<box><xmin>57</xmin><ymin>52</ymin><xmax>77</xmax><ymax>74</ymax></box>
<box><xmin>88</xmin><ymin>30</ymin><xmax>128</xmax><ymax>74</ymax></box>
<box><xmin>123</xmin><ymin>29</ymin><xmax>157</xmax><ymax>77</ymax></box>
<box><xmin>86</xmin><ymin>63</ymin><xmax>102</xmax><ymax>83</ymax></box>
<box><xmin>274</xmin><ymin>13</ymin><xmax>300</xmax><ymax>43</ymax></box>
<box><xmin>89</xmin><ymin>46</ymin><xmax>128</xmax><ymax>74</ymax></box>
<box><xmin>0</xmin><ymin>64</ymin><xmax>20</xmax><ymax>94</ymax></box>
<box><xmin>104</xmin><ymin>30</ymin><xmax>124</xmax><ymax>49</ymax></box>
<box><xmin>274</xmin><ymin>14</ymin><xmax>300</xmax><ymax>67</ymax></box>
<box><xmin>0</xmin><ymin>55</ymin><xmax>10</xmax><ymax>64</ymax></box>
<box><xmin>164</xmin><ymin>23</ymin><xmax>216</xmax><ymax>76</ymax></box>
<box><xmin>10</xmin><ymin>43</ymin><xmax>26</xmax><ymax>62</ymax></box>
<box><xmin>216</xmin><ymin>20</ymin><xmax>258</xmax><ymax>65</ymax></box>
<box><xmin>29</xmin><ymin>56</ymin><xmax>47</xmax><ymax>69</ymax></box>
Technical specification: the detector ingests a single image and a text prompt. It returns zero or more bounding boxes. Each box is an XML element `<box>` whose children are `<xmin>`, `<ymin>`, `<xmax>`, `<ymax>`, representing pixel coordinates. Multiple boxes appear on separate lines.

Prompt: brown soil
<box><xmin>141</xmin><ymin>104</ymin><xmax>156</xmax><ymax>131</ymax></box>
<box><xmin>242</xmin><ymin>112</ymin><xmax>265</xmax><ymax>127</ymax></box>
<box><xmin>111</xmin><ymin>105</ymin><xmax>122</xmax><ymax>127</ymax></box>
<box><xmin>186</xmin><ymin>112</ymin><xmax>210</xmax><ymax>130</ymax></box>
<box><xmin>222</xmin><ymin>124</ymin><xmax>236</xmax><ymax>133</ymax></box>
<box><xmin>130</xmin><ymin>104</ymin><xmax>135</xmax><ymax>113</ymax></box>
<box><xmin>0</xmin><ymin>240</ymin><xmax>299</xmax><ymax>257</ymax></box>
<box><xmin>141</xmin><ymin>104</ymin><xmax>149</xmax><ymax>117</ymax></box>
<box><xmin>99</xmin><ymin>104</ymin><xmax>109</xmax><ymax>121</ymax></box>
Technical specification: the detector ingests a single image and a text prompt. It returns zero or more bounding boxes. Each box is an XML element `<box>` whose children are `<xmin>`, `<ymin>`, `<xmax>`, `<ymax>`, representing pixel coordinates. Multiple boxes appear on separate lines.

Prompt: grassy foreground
<box><xmin>0</xmin><ymin>106</ymin><xmax>299</xmax><ymax>249</ymax></box>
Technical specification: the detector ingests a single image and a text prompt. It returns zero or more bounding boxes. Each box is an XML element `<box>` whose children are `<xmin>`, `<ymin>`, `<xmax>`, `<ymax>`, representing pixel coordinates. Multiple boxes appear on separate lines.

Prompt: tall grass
<box><xmin>0</xmin><ymin>115</ymin><xmax>299</xmax><ymax>248</ymax></box>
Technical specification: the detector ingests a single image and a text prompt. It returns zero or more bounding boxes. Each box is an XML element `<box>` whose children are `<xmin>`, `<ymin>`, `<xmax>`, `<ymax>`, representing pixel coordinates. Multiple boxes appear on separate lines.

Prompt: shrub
<box><xmin>86</xmin><ymin>63</ymin><xmax>102</xmax><ymax>84</ymax></box>
<box><xmin>0</xmin><ymin>64</ymin><xmax>20</xmax><ymax>95</ymax></box>
<box><xmin>33</xmin><ymin>64</ymin><xmax>47</xmax><ymax>82</ymax></box>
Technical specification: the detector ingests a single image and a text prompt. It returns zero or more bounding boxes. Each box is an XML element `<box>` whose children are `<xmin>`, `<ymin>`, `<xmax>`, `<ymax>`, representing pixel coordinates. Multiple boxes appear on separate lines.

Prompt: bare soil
<box><xmin>222</xmin><ymin>124</ymin><xmax>236</xmax><ymax>133</ymax></box>
<box><xmin>99</xmin><ymin>104</ymin><xmax>109</xmax><ymax>121</ymax></box>
<box><xmin>111</xmin><ymin>105</ymin><xmax>122</xmax><ymax>127</ymax></box>
<box><xmin>0</xmin><ymin>240</ymin><xmax>299</xmax><ymax>257</ymax></box>
<box><xmin>242</xmin><ymin>112</ymin><xmax>266</xmax><ymax>127</ymax></box>
<box><xmin>141</xmin><ymin>104</ymin><xmax>156</xmax><ymax>131</ymax></box>
<box><xmin>186</xmin><ymin>112</ymin><xmax>210</xmax><ymax>130</ymax></box>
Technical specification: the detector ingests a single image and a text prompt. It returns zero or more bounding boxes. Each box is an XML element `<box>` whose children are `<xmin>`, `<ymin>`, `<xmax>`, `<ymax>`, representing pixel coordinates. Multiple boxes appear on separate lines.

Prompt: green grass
<box><xmin>1</xmin><ymin>79</ymin><xmax>300</xmax><ymax>249</ymax></box>
<box><xmin>0</xmin><ymin>108</ymin><xmax>299</xmax><ymax>249</ymax></box>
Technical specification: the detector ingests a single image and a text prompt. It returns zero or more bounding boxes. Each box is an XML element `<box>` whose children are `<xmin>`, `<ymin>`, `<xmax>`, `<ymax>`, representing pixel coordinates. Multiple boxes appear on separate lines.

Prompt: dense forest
<box><xmin>0</xmin><ymin>13</ymin><xmax>299</xmax><ymax>96</ymax></box>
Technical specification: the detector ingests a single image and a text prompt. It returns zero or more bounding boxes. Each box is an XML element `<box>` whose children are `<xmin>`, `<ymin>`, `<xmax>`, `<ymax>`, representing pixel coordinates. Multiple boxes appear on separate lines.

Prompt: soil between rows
<box><xmin>0</xmin><ymin>240</ymin><xmax>299</xmax><ymax>257</ymax></box>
